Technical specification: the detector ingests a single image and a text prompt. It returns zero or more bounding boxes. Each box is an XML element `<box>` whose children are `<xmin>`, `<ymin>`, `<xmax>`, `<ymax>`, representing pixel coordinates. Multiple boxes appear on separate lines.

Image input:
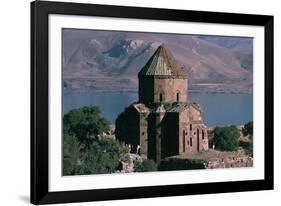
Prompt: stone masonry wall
<box><xmin>178</xmin><ymin>107</ymin><xmax>208</xmax><ymax>155</ymax></box>
<box><xmin>154</xmin><ymin>77</ymin><xmax>187</xmax><ymax>103</ymax></box>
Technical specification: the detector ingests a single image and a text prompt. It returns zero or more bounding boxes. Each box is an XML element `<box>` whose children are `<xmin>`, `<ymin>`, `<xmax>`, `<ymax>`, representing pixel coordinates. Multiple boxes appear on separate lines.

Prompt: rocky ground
<box><xmin>169</xmin><ymin>149</ymin><xmax>253</xmax><ymax>169</ymax></box>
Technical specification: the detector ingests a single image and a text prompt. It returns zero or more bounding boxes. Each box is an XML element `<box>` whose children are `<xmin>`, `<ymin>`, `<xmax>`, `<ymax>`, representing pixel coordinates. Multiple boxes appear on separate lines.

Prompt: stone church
<box><xmin>115</xmin><ymin>44</ymin><xmax>208</xmax><ymax>163</ymax></box>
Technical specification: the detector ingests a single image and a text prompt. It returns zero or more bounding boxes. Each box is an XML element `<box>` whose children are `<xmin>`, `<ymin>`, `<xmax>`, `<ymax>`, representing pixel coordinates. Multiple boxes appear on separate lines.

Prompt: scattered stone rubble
<box><xmin>116</xmin><ymin>153</ymin><xmax>143</xmax><ymax>173</ymax></box>
<box><xmin>168</xmin><ymin>149</ymin><xmax>253</xmax><ymax>170</ymax></box>
<box><xmin>205</xmin><ymin>155</ymin><xmax>253</xmax><ymax>169</ymax></box>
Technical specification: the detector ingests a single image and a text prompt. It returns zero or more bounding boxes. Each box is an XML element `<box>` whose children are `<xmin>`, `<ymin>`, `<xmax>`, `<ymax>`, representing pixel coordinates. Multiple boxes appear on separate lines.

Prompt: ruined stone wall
<box><xmin>154</xmin><ymin>77</ymin><xmax>188</xmax><ymax>103</ymax></box>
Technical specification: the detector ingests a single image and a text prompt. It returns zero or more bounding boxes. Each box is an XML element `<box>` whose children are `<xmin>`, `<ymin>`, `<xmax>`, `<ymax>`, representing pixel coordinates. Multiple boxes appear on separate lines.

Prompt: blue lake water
<box><xmin>63</xmin><ymin>91</ymin><xmax>253</xmax><ymax>127</ymax></box>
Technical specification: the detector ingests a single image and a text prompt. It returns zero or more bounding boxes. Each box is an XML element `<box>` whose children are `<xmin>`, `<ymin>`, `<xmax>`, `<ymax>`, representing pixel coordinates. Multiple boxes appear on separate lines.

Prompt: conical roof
<box><xmin>138</xmin><ymin>44</ymin><xmax>187</xmax><ymax>77</ymax></box>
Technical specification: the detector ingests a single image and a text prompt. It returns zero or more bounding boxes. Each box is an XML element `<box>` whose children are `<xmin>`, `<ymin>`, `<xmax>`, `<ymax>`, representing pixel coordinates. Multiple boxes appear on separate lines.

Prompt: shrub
<box><xmin>63</xmin><ymin>106</ymin><xmax>127</xmax><ymax>175</ymax></box>
<box><xmin>81</xmin><ymin>138</ymin><xmax>127</xmax><ymax>174</ymax></box>
<box><xmin>158</xmin><ymin>158</ymin><xmax>205</xmax><ymax>171</ymax></box>
<box><xmin>239</xmin><ymin>141</ymin><xmax>253</xmax><ymax>157</ymax></box>
<box><xmin>63</xmin><ymin>133</ymin><xmax>83</xmax><ymax>175</ymax></box>
<box><xmin>63</xmin><ymin>136</ymin><xmax>127</xmax><ymax>175</ymax></box>
<box><xmin>64</xmin><ymin>106</ymin><xmax>110</xmax><ymax>146</ymax></box>
<box><xmin>243</xmin><ymin>121</ymin><xmax>253</xmax><ymax>136</ymax></box>
<box><xmin>213</xmin><ymin>125</ymin><xmax>240</xmax><ymax>151</ymax></box>
<box><xmin>134</xmin><ymin>160</ymin><xmax>158</xmax><ymax>172</ymax></box>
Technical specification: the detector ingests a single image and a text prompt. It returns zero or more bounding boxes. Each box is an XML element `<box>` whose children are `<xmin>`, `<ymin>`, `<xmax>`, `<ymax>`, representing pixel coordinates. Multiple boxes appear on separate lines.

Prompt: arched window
<box><xmin>202</xmin><ymin>130</ymin><xmax>205</xmax><ymax>139</ymax></box>
<box><xmin>197</xmin><ymin>128</ymin><xmax>200</xmax><ymax>139</ymax></box>
<box><xmin>190</xmin><ymin>124</ymin><xmax>192</xmax><ymax>131</ymax></box>
<box><xmin>176</xmin><ymin>92</ymin><xmax>180</xmax><ymax>102</ymax></box>
<box><xmin>159</xmin><ymin>93</ymin><xmax>163</xmax><ymax>102</ymax></box>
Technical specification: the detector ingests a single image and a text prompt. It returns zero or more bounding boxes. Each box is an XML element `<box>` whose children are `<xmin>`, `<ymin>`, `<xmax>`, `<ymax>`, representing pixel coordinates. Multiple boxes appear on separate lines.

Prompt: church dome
<box><xmin>138</xmin><ymin>44</ymin><xmax>187</xmax><ymax>78</ymax></box>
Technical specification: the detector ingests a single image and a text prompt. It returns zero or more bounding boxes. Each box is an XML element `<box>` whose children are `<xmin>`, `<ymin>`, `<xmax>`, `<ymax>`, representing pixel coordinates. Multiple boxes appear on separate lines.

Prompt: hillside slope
<box><xmin>63</xmin><ymin>29</ymin><xmax>253</xmax><ymax>93</ymax></box>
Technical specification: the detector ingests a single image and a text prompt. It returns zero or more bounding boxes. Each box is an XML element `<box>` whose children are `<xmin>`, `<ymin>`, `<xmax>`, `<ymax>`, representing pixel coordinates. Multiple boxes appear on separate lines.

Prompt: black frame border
<box><xmin>31</xmin><ymin>1</ymin><xmax>274</xmax><ymax>204</ymax></box>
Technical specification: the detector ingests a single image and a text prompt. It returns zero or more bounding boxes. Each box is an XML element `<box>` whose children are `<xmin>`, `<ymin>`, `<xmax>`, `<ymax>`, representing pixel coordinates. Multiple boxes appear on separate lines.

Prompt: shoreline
<box><xmin>63</xmin><ymin>88</ymin><xmax>253</xmax><ymax>95</ymax></box>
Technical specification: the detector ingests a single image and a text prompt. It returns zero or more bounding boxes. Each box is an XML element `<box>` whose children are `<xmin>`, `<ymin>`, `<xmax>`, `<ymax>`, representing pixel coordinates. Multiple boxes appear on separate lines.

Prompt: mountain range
<box><xmin>63</xmin><ymin>29</ymin><xmax>253</xmax><ymax>93</ymax></box>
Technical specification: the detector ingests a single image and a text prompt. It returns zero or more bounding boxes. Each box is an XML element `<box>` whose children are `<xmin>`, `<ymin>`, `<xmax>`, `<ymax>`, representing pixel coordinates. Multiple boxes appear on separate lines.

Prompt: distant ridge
<box><xmin>63</xmin><ymin>30</ymin><xmax>253</xmax><ymax>93</ymax></box>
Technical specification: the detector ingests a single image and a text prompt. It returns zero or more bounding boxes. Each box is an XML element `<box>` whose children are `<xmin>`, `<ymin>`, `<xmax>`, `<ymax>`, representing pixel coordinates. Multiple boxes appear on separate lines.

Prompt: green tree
<box><xmin>239</xmin><ymin>141</ymin><xmax>253</xmax><ymax>157</ymax></box>
<box><xmin>63</xmin><ymin>136</ymin><xmax>127</xmax><ymax>175</ymax></box>
<box><xmin>213</xmin><ymin>125</ymin><xmax>240</xmax><ymax>151</ymax></box>
<box><xmin>246</xmin><ymin>141</ymin><xmax>253</xmax><ymax>157</ymax></box>
<box><xmin>64</xmin><ymin>106</ymin><xmax>110</xmax><ymax>146</ymax></box>
<box><xmin>243</xmin><ymin>121</ymin><xmax>253</xmax><ymax>136</ymax></box>
<box><xmin>81</xmin><ymin>138</ymin><xmax>127</xmax><ymax>174</ymax></box>
<box><xmin>63</xmin><ymin>106</ymin><xmax>128</xmax><ymax>175</ymax></box>
<box><xmin>134</xmin><ymin>160</ymin><xmax>158</xmax><ymax>172</ymax></box>
<box><xmin>63</xmin><ymin>133</ymin><xmax>83</xmax><ymax>175</ymax></box>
